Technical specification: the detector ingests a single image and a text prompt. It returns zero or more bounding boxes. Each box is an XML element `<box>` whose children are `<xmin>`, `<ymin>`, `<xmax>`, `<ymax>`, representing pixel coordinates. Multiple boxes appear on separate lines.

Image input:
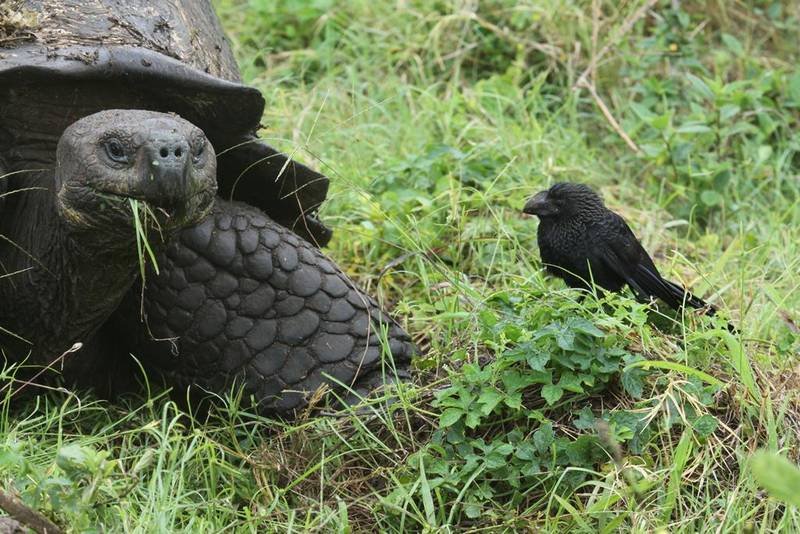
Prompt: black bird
<box><xmin>523</xmin><ymin>182</ymin><xmax>715</xmax><ymax>315</ymax></box>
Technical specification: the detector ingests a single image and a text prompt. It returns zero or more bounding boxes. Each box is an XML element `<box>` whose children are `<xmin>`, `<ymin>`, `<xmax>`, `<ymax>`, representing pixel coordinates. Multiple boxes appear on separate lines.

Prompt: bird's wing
<box><xmin>590</xmin><ymin>212</ymin><xmax>667</xmax><ymax>302</ymax></box>
<box><xmin>592</xmin><ymin>212</ymin><xmax>709</xmax><ymax>310</ymax></box>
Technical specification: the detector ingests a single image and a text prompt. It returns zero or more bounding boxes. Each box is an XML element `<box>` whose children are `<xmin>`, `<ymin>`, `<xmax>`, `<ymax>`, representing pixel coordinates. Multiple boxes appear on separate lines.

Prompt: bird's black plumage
<box><xmin>523</xmin><ymin>182</ymin><xmax>714</xmax><ymax>314</ymax></box>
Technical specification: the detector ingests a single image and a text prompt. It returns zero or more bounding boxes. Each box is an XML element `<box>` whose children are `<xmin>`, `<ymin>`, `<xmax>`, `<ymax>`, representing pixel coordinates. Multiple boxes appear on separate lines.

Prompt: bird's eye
<box><xmin>104</xmin><ymin>139</ymin><xmax>128</xmax><ymax>163</ymax></box>
<box><xmin>192</xmin><ymin>140</ymin><xmax>206</xmax><ymax>164</ymax></box>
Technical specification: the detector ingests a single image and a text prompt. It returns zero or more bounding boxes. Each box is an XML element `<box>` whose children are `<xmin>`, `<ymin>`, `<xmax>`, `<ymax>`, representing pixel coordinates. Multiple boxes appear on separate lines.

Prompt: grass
<box><xmin>129</xmin><ymin>198</ymin><xmax>162</xmax><ymax>280</ymax></box>
<box><xmin>2</xmin><ymin>0</ymin><xmax>800</xmax><ymax>531</ymax></box>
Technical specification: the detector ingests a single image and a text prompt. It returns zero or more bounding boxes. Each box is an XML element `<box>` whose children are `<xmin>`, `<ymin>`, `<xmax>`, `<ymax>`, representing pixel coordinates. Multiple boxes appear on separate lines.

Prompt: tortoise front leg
<box><xmin>105</xmin><ymin>199</ymin><xmax>414</xmax><ymax>414</ymax></box>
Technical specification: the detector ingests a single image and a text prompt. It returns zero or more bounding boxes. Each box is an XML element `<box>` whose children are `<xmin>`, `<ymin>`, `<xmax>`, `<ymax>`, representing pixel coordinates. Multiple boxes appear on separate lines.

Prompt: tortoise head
<box><xmin>55</xmin><ymin>109</ymin><xmax>217</xmax><ymax>235</ymax></box>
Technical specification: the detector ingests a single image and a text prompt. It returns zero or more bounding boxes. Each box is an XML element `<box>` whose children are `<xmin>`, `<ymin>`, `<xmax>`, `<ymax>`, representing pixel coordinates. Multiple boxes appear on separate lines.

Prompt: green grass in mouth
<box><xmin>129</xmin><ymin>198</ymin><xmax>161</xmax><ymax>279</ymax></box>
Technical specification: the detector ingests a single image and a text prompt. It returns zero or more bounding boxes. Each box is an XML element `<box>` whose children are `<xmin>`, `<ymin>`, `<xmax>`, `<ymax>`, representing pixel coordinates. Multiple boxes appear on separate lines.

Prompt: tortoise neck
<box><xmin>0</xmin><ymin>169</ymin><xmax>141</xmax><ymax>363</ymax></box>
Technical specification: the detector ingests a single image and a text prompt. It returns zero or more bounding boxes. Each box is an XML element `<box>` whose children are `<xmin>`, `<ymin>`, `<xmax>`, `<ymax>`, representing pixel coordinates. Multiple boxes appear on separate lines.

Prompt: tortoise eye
<box><xmin>192</xmin><ymin>140</ymin><xmax>206</xmax><ymax>164</ymax></box>
<box><xmin>104</xmin><ymin>139</ymin><xmax>128</xmax><ymax>163</ymax></box>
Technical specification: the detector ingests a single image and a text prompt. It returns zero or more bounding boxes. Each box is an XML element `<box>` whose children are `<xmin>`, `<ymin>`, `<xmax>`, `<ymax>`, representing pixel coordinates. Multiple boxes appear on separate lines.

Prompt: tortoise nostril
<box><xmin>174</xmin><ymin>147</ymin><xmax>182</xmax><ymax>158</ymax></box>
<box><xmin>159</xmin><ymin>147</ymin><xmax>168</xmax><ymax>158</ymax></box>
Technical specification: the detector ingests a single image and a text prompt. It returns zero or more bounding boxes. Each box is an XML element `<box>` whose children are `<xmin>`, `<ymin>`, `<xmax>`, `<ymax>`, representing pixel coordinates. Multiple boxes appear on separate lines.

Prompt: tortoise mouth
<box><xmin>57</xmin><ymin>185</ymin><xmax>215</xmax><ymax>233</ymax></box>
<box><xmin>94</xmin><ymin>188</ymin><xmax>195</xmax><ymax>209</ymax></box>
<box><xmin>94</xmin><ymin>187</ymin><xmax>215</xmax><ymax>224</ymax></box>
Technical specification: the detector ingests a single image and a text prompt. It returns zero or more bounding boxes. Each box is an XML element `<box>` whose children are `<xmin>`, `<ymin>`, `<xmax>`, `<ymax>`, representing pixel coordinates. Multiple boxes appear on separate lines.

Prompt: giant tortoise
<box><xmin>0</xmin><ymin>0</ymin><xmax>414</xmax><ymax>413</ymax></box>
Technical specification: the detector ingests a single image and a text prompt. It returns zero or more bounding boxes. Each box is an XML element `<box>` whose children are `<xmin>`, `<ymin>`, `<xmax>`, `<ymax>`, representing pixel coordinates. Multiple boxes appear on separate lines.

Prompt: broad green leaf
<box><xmin>520</xmin><ymin>460</ymin><xmax>541</xmax><ymax>477</ymax></box>
<box><xmin>567</xmin><ymin>317</ymin><xmax>604</xmax><ymax>338</ymax></box>
<box><xmin>686</xmin><ymin>73</ymin><xmax>714</xmax><ymax>100</ymax></box>
<box><xmin>502</xmin><ymin>370</ymin><xmax>536</xmax><ymax>394</ymax></box>
<box><xmin>494</xmin><ymin>443</ymin><xmax>514</xmax><ymax>456</ymax></box>
<box><xmin>757</xmin><ymin>145</ymin><xmax>773</xmax><ymax>163</ymax></box>
<box><xmin>574</xmin><ymin>407</ymin><xmax>596</xmax><ymax>430</ymax></box>
<box><xmin>650</xmin><ymin>113</ymin><xmax>670</xmax><ymax>131</ymax></box>
<box><xmin>526</xmin><ymin>351</ymin><xmax>550</xmax><ymax>371</ymax></box>
<box><xmin>640</xmin><ymin>142</ymin><xmax>665</xmax><ymax>158</ymax></box>
<box><xmin>721</xmin><ymin>33</ymin><xmax>744</xmax><ymax>56</ymax></box>
<box><xmin>692</xmin><ymin>415</ymin><xmax>718</xmax><ymax>438</ymax></box>
<box><xmin>465</xmin><ymin>410</ymin><xmax>482</xmax><ymax>429</ymax></box>
<box><xmin>631</xmin><ymin>102</ymin><xmax>655</xmax><ymax>120</ymax></box>
<box><xmin>56</xmin><ymin>444</ymin><xmax>90</xmax><ymax>473</ymax></box>
<box><xmin>541</xmin><ymin>384</ymin><xmax>563</xmax><ymax>405</ymax></box>
<box><xmin>579</xmin><ymin>373</ymin><xmax>596</xmax><ymax>388</ymax></box>
<box><xmin>564</xmin><ymin>435</ymin><xmax>602</xmax><ymax>465</ymax></box>
<box><xmin>478</xmin><ymin>389</ymin><xmax>503</xmax><ymax>415</ymax></box>
<box><xmin>676</xmin><ymin>123</ymin><xmax>712</xmax><ymax>134</ymax></box>
<box><xmin>533</xmin><ymin>423</ymin><xmax>554</xmax><ymax>453</ymax></box>
<box><xmin>515</xmin><ymin>442</ymin><xmax>537</xmax><ymax>461</ymax></box>
<box><xmin>557</xmin><ymin>372</ymin><xmax>584</xmax><ymax>394</ymax></box>
<box><xmin>503</xmin><ymin>392</ymin><xmax>523</xmax><ymax>410</ymax></box>
<box><xmin>439</xmin><ymin>408</ymin><xmax>463</xmax><ymax>428</ymax></box>
<box><xmin>713</xmin><ymin>169</ymin><xmax>732</xmax><ymax>189</ymax></box>
<box><xmin>554</xmin><ymin>327</ymin><xmax>576</xmax><ymax>351</ymax></box>
<box><xmin>464</xmin><ymin>503</ymin><xmax>482</xmax><ymax>519</ymax></box>
<box><xmin>719</xmin><ymin>104</ymin><xmax>740</xmax><ymax>121</ymax></box>
<box><xmin>621</xmin><ymin>369</ymin><xmax>645</xmax><ymax>398</ymax></box>
<box><xmin>700</xmin><ymin>190</ymin><xmax>723</xmax><ymax>206</ymax></box>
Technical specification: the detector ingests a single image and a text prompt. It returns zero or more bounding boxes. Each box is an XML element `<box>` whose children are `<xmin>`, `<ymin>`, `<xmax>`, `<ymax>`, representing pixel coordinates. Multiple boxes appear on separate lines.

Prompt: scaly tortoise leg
<box><xmin>110</xmin><ymin>199</ymin><xmax>414</xmax><ymax>413</ymax></box>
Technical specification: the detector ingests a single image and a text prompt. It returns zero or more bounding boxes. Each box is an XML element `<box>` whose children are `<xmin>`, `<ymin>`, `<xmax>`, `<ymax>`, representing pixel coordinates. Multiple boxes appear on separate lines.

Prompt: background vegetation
<box><xmin>2</xmin><ymin>0</ymin><xmax>800</xmax><ymax>531</ymax></box>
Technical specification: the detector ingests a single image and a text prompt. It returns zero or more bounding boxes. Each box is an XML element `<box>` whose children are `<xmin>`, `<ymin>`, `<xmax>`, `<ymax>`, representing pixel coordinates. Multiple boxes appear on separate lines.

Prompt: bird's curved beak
<box><xmin>523</xmin><ymin>190</ymin><xmax>549</xmax><ymax>216</ymax></box>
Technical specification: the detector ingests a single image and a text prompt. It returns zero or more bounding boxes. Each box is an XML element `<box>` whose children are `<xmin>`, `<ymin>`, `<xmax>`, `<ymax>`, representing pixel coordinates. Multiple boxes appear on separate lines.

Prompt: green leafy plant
<box><xmin>384</xmin><ymin>291</ymin><xmax>658</xmax><ymax>522</ymax></box>
<box><xmin>617</xmin><ymin>4</ymin><xmax>800</xmax><ymax>225</ymax></box>
<box><xmin>0</xmin><ymin>440</ymin><xmax>148</xmax><ymax>531</ymax></box>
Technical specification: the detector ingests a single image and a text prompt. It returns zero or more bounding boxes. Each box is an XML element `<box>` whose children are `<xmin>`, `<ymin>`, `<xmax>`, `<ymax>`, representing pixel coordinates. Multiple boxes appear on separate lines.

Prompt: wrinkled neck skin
<box><xmin>0</xmin><ymin>168</ymin><xmax>149</xmax><ymax>364</ymax></box>
<box><xmin>0</xmin><ymin>86</ymin><xmax>143</xmax><ymax>362</ymax></box>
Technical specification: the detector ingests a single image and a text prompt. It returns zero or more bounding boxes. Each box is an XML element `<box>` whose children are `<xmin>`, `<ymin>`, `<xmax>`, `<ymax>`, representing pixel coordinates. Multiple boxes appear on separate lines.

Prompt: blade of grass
<box><xmin>662</xmin><ymin>428</ymin><xmax>693</xmax><ymax>524</ymax></box>
<box><xmin>129</xmin><ymin>198</ymin><xmax>160</xmax><ymax>278</ymax></box>
<box><xmin>623</xmin><ymin>360</ymin><xmax>724</xmax><ymax>387</ymax></box>
<box><xmin>751</xmin><ymin>451</ymin><xmax>800</xmax><ymax>508</ymax></box>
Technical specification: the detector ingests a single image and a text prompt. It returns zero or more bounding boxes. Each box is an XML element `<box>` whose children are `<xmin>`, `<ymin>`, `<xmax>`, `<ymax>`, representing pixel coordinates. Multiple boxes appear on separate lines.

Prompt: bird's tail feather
<box><xmin>658</xmin><ymin>277</ymin><xmax>738</xmax><ymax>332</ymax></box>
<box><xmin>635</xmin><ymin>264</ymin><xmax>713</xmax><ymax>312</ymax></box>
<box><xmin>659</xmin><ymin>278</ymin><xmax>711</xmax><ymax>312</ymax></box>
